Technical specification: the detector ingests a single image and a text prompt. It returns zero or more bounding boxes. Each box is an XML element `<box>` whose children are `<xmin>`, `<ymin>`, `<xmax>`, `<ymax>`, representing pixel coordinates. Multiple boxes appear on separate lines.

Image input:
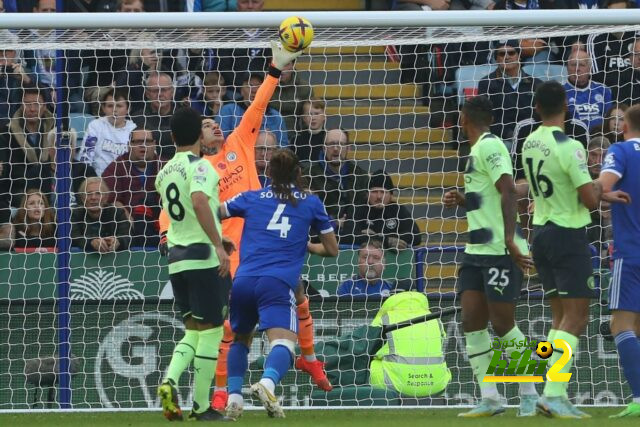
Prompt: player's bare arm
<box><xmin>495</xmin><ymin>174</ymin><xmax>534</xmax><ymax>271</ymax></box>
<box><xmin>192</xmin><ymin>191</ymin><xmax>230</xmax><ymax>277</ymax></box>
<box><xmin>307</xmin><ymin>231</ymin><xmax>339</xmax><ymax>257</ymax></box>
<box><xmin>598</xmin><ymin>173</ymin><xmax>632</xmax><ymax>204</ymax></box>
<box><xmin>577</xmin><ymin>180</ymin><xmax>604</xmax><ymax>211</ymax></box>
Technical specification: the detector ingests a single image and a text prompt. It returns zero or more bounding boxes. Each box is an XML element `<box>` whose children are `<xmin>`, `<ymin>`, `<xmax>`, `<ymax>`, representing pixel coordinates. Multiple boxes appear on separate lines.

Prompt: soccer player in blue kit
<box><xmin>599</xmin><ymin>104</ymin><xmax>640</xmax><ymax>418</ymax></box>
<box><xmin>218</xmin><ymin>148</ymin><xmax>339</xmax><ymax>419</ymax></box>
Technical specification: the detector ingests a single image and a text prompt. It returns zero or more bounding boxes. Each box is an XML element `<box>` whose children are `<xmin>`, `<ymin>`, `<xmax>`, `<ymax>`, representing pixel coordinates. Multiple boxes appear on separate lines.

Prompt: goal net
<box><xmin>0</xmin><ymin>10</ymin><xmax>635</xmax><ymax>411</ymax></box>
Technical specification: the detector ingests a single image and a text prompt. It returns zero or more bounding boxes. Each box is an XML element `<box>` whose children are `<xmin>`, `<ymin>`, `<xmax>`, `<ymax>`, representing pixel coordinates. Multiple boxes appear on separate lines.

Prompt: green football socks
<box><xmin>465</xmin><ymin>329</ymin><xmax>499</xmax><ymax>400</ymax></box>
<box><xmin>543</xmin><ymin>329</ymin><xmax>579</xmax><ymax>398</ymax></box>
<box><xmin>500</xmin><ymin>325</ymin><xmax>538</xmax><ymax>396</ymax></box>
<box><xmin>164</xmin><ymin>329</ymin><xmax>199</xmax><ymax>385</ymax></box>
<box><xmin>192</xmin><ymin>327</ymin><xmax>223</xmax><ymax>413</ymax></box>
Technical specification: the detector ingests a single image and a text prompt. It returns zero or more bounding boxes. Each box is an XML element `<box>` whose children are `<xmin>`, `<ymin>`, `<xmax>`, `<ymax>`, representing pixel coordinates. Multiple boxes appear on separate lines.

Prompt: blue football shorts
<box><xmin>609</xmin><ymin>257</ymin><xmax>640</xmax><ymax>313</ymax></box>
<box><xmin>229</xmin><ymin>275</ymin><xmax>298</xmax><ymax>334</ymax></box>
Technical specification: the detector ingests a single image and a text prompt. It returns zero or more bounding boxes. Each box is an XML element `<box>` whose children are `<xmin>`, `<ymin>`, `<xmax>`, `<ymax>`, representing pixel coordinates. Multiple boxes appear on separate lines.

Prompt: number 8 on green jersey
<box><xmin>155</xmin><ymin>152</ymin><xmax>223</xmax><ymax>275</ymax></box>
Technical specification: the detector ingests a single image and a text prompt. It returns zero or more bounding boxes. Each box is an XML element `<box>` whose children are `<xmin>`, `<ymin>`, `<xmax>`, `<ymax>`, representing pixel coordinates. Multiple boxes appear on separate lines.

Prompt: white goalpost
<box><xmin>0</xmin><ymin>10</ymin><xmax>637</xmax><ymax>411</ymax></box>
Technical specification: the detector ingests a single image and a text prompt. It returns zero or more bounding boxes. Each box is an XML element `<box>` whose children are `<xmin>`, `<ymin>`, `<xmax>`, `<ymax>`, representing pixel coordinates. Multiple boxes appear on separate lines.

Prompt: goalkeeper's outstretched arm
<box><xmin>235</xmin><ymin>42</ymin><xmax>302</xmax><ymax>145</ymax></box>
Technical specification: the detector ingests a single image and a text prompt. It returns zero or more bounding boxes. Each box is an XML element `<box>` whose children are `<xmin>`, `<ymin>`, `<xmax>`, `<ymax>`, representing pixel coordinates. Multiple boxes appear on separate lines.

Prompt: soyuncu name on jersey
<box><xmin>260</xmin><ymin>190</ymin><xmax>308</xmax><ymax>200</ymax></box>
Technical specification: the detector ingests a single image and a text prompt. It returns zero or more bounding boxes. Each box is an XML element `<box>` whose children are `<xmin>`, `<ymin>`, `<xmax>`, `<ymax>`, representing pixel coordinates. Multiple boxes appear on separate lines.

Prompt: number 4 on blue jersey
<box><xmin>220</xmin><ymin>187</ymin><xmax>335</xmax><ymax>289</ymax></box>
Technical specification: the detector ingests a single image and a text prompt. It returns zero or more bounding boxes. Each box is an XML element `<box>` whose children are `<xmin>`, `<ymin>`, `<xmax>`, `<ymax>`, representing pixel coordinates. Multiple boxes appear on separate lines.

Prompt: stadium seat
<box><xmin>455</xmin><ymin>64</ymin><xmax>496</xmax><ymax>105</ymax></box>
<box><xmin>522</xmin><ymin>63</ymin><xmax>568</xmax><ymax>84</ymax></box>
<box><xmin>69</xmin><ymin>113</ymin><xmax>96</xmax><ymax>142</ymax></box>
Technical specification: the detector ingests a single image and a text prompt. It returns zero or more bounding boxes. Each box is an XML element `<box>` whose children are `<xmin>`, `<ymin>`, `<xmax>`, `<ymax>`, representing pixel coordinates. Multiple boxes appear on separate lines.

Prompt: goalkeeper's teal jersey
<box><xmin>521</xmin><ymin>126</ymin><xmax>592</xmax><ymax>228</ymax></box>
<box><xmin>464</xmin><ymin>133</ymin><xmax>528</xmax><ymax>256</ymax></box>
<box><xmin>155</xmin><ymin>151</ymin><xmax>222</xmax><ymax>274</ymax></box>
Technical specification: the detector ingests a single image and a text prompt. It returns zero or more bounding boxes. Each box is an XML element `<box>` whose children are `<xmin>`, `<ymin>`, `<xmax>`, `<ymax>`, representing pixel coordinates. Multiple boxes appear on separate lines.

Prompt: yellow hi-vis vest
<box><xmin>369</xmin><ymin>292</ymin><xmax>451</xmax><ymax>397</ymax></box>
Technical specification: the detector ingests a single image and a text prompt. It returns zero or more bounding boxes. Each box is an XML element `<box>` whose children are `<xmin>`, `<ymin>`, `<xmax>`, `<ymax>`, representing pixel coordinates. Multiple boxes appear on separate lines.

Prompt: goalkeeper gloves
<box><xmin>270</xmin><ymin>40</ymin><xmax>303</xmax><ymax>71</ymax></box>
<box><xmin>159</xmin><ymin>231</ymin><xmax>168</xmax><ymax>257</ymax></box>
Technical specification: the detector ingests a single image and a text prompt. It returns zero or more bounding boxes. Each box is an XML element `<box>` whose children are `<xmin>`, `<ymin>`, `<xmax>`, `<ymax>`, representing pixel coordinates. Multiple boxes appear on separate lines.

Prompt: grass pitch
<box><xmin>1</xmin><ymin>408</ymin><xmax>638</xmax><ymax>427</ymax></box>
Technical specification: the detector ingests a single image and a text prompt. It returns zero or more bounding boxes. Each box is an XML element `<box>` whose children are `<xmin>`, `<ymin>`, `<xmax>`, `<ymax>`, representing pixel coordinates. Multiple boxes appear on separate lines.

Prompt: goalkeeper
<box><xmin>158</xmin><ymin>41</ymin><xmax>332</xmax><ymax>412</ymax></box>
<box><xmin>443</xmin><ymin>96</ymin><xmax>535</xmax><ymax>418</ymax></box>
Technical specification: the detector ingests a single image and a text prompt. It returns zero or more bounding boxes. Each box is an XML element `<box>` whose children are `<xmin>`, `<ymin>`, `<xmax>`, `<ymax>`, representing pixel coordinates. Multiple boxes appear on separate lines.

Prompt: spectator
<box><xmin>255</xmin><ymin>131</ymin><xmax>277</xmax><ymax>187</ymax></box>
<box><xmin>216</xmin><ymin>0</ymin><xmax>271</xmax><ymax>90</ymax></box>
<box><xmin>304</xmin><ymin>128</ymin><xmax>369</xmax><ymax>233</ymax></box>
<box><xmin>219</xmin><ymin>72</ymin><xmax>289</xmax><ymax>146</ymax></box>
<box><xmin>115</xmin><ymin>49</ymin><xmax>180</xmax><ymax>113</ymax></box>
<box><xmin>191</xmin><ymin>71</ymin><xmax>228</xmax><ymax>121</ymax></box>
<box><xmin>2</xmin><ymin>0</ymin><xmax>26</xmax><ymax>13</ymax></box>
<box><xmin>588</xmin><ymin>135</ymin><xmax>611</xmax><ymax>179</ymax></box>
<box><xmin>71</xmin><ymin>177</ymin><xmax>131</xmax><ymax>252</ymax></box>
<box><xmin>132</xmin><ymin>71</ymin><xmax>178</xmax><ymax>160</ymax></box>
<box><xmin>478</xmin><ymin>40</ymin><xmax>542</xmax><ymax>141</ymax></box>
<box><xmin>337</xmin><ymin>240</ymin><xmax>394</xmax><ymax>297</ymax></box>
<box><xmin>76</xmin><ymin>88</ymin><xmax>137</xmax><ymax>176</ymax></box>
<box><xmin>29</xmin><ymin>0</ymin><xmax>85</xmax><ymax>112</ymax></box>
<box><xmin>0</xmin><ymin>86</ymin><xmax>56</xmax><ymax>207</ymax></box>
<box><xmin>342</xmin><ymin>171</ymin><xmax>421</xmax><ymax>249</ymax></box>
<box><xmin>119</xmin><ymin>0</ymin><xmax>144</xmax><ymax>12</ymax></box>
<box><xmin>270</xmin><ymin>62</ymin><xmax>311</xmax><ymax>135</ymax></box>
<box><xmin>497</xmin><ymin>2</ymin><xmax>553</xmax><ymax>64</ymax></box>
<box><xmin>0</xmin><ymin>45</ymin><xmax>34</xmax><ymax>124</ymax></box>
<box><xmin>292</xmin><ymin>98</ymin><xmax>326</xmax><ymax>164</ymax></box>
<box><xmin>585</xmin><ymin>0</ymin><xmax>637</xmax><ymax>88</ymax></box>
<box><xmin>564</xmin><ymin>49</ymin><xmax>613</xmax><ymax>130</ymax></box>
<box><xmin>614</xmin><ymin>39</ymin><xmax>640</xmax><ymax>105</ymax></box>
<box><xmin>12</xmin><ymin>188</ymin><xmax>56</xmax><ymax>250</ymax></box>
<box><xmin>102</xmin><ymin>128</ymin><xmax>161</xmax><ymax>248</ymax></box>
<box><xmin>600</xmin><ymin>103</ymin><xmax>629</xmax><ymax>143</ymax></box>
<box><xmin>32</xmin><ymin>0</ymin><xmax>55</xmax><ymax>12</ymax></box>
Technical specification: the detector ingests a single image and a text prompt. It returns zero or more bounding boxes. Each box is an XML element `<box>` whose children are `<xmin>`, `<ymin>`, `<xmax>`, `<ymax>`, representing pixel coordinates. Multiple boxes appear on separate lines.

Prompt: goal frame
<box><xmin>0</xmin><ymin>9</ymin><xmax>636</xmax><ymax>410</ymax></box>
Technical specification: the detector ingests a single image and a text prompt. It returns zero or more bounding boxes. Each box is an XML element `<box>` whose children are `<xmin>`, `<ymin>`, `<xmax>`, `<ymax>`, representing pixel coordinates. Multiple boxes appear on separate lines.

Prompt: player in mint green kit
<box><xmin>522</xmin><ymin>81</ymin><xmax>602</xmax><ymax>419</ymax></box>
<box><xmin>155</xmin><ymin>107</ymin><xmax>232</xmax><ymax>422</ymax></box>
<box><xmin>444</xmin><ymin>96</ymin><xmax>536</xmax><ymax>418</ymax></box>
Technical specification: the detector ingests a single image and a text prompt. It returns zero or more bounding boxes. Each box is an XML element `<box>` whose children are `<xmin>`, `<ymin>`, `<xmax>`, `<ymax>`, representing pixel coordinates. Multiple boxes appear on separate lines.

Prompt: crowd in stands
<box><xmin>0</xmin><ymin>0</ymin><xmax>635</xmax><ymax>296</ymax></box>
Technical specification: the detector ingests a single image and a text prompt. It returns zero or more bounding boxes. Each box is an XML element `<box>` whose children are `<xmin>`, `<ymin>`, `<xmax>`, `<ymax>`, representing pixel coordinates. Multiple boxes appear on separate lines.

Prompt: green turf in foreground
<box><xmin>1</xmin><ymin>408</ymin><xmax>639</xmax><ymax>427</ymax></box>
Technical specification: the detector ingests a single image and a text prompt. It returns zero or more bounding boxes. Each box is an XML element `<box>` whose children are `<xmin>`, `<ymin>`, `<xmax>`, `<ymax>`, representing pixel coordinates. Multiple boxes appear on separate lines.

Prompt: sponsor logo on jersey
<box><xmin>575</xmin><ymin>148</ymin><xmax>586</xmax><ymax>162</ymax></box>
<box><xmin>575</xmin><ymin>103</ymin><xmax>601</xmax><ymax>115</ymax></box>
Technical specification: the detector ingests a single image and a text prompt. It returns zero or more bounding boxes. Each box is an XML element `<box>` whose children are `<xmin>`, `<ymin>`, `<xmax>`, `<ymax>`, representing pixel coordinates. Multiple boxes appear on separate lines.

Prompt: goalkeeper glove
<box><xmin>159</xmin><ymin>231</ymin><xmax>168</xmax><ymax>257</ymax></box>
<box><xmin>270</xmin><ymin>40</ymin><xmax>303</xmax><ymax>71</ymax></box>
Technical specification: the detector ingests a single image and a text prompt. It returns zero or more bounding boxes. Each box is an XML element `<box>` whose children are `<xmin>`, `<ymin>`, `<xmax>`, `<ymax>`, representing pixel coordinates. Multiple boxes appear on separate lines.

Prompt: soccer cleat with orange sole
<box><xmin>295</xmin><ymin>356</ymin><xmax>333</xmax><ymax>391</ymax></box>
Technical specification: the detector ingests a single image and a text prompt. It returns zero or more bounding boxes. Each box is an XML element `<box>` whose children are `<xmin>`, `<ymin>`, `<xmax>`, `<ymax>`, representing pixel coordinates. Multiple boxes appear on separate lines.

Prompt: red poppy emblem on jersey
<box><xmin>217</xmin><ymin>162</ymin><xmax>227</xmax><ymax>170</ymax></box>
